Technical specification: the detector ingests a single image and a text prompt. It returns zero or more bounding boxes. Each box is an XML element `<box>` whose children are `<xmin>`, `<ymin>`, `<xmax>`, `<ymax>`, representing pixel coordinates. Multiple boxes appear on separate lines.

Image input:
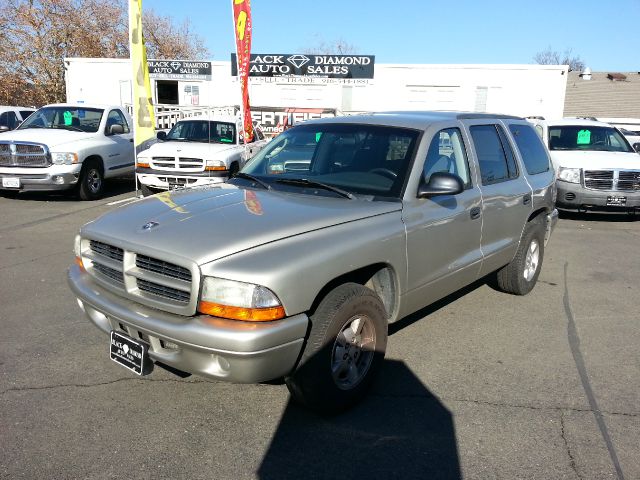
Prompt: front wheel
<box><xmin>285</xmin><ymin>283</ymin><xmax>388</xmax><ymax>414</ymax></box>
<box><xmin>77</xmin><ymin>160</ymin><xmax>104</xmax><ymax>200</ymax></box>
<box><xmin>496</xmin><ymin>218</ymin><xmax>545</xmax><ymax>295</ymax></box>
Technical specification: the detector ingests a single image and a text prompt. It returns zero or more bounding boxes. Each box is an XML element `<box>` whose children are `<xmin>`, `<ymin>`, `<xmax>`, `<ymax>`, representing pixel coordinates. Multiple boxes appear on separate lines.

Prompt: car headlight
<box><xmin>136</xmin><ymin>156</ymin><xmax>151</xmax><ymax>168</ymax></box>
<box><xmin>51</xmin><ymin>152</ymin><xmax>78</xmax><ymax>165</ymax></box>
<box><xmin>199</xmin><ymin>277</ymin><xmax>285</xmax><ymax>321</ymax></box>
<box><xmin>557</xmin><ymin>167</ymin><xmax>581</xmax><ymax>184</ymax></box>
<box><xmin>205</xmin><ymin>159</ymin><xmax>226</xmax><ymax>171</ymax></box>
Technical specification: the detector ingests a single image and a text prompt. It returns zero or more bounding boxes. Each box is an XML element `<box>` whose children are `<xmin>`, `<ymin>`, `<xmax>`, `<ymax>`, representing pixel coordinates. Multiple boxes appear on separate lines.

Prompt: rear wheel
<box><xmin>77</xmin><ymin>160</ymin><xmax>104</xmax><ymax>200</ymax></box>
<box><xmin>496</xmin><ymin>218</ymin><xmax>545</xmax><ymax>295</ymax></box>
<box><xmin>285</xmin><ymin>283</ymin><xmax>388</xmax><ymax>414</ymax></box>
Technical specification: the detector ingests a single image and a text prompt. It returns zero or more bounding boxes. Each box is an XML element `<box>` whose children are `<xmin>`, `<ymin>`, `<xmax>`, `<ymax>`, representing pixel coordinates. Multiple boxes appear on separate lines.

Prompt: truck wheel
<box><xmin>140</xmin><ymin>184</ymin><xmax>155</xmax><ymax>197</ymax></box>
<box><xmin>496</xmin><ymin>218</ymin><xmax>545</xmax><ymax>295</ymax></box>
<box><xmin>78</xmin><ymin>160</ymin><xmax>104</xmax><ymax>200</ymax></box>
<box><xmin>285</xmin><ymin>283</ymin><xmax>388</xmax><ymax>414</ymax></box>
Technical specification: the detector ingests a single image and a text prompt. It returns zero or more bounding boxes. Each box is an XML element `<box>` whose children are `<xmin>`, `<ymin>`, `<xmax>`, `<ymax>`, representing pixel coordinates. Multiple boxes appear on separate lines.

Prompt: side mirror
<box><xmin>633</xmin><ymin>142</ymin><xmax>640</xmax><ymax>153</ymax></box>
<box><xmin>418</xmin><ymin>172</ymin><xmax>464</xmax><ymax>198</ymax></box>
<box><xmin>157</xmin><ymin>131</ymin><xmax>167</xmax><ymax>141</ymax></box>
<box><xmin>0</xmin><ymin>125</ymin><xmax>9</xmax><ymax>132</ymax></box>
<box><xmin>109</xmin><ymin>124</ymin><xmax>124</xmax><ymax>135</ymax></box>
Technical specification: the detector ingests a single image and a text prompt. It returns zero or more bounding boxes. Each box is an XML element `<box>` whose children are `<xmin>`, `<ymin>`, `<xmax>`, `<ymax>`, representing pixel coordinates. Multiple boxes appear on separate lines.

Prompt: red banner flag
<box><xmin>232</xmin><ymin>0</ymin><xmax>254</xmax><ymax>143</ymax></box>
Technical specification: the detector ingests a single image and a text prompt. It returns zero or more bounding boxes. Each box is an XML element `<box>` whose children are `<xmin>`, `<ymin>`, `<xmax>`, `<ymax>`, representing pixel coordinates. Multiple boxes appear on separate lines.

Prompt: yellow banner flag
<box><xmin>129</xmin><ymin>0</ymin><xmax>155</xmax><ymax>152</ymax></box>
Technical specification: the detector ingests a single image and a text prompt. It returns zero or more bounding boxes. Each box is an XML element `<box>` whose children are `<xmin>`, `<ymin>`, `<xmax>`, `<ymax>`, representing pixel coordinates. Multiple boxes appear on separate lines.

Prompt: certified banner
<box><xmin>129</xmin><ymin>0</ymin><xmax>156</xmax><ymax>153</ymax></box>
<box><xmin>232</xmin><ymin>0</ymin><xmax>254</xmax><ymax>142</ymax></box>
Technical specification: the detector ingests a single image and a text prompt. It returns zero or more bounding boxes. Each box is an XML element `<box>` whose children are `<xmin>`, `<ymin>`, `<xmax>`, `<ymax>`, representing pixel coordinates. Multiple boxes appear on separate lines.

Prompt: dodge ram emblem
<box><xmin>142</xmin><ymin>221</ymin><xmax>159</xmax><ymax>231</ymax></box>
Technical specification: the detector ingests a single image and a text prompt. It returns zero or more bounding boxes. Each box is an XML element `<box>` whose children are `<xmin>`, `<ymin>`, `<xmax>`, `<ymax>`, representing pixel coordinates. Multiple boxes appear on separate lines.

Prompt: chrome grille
<box><xmin>81</xmin><ymin>238</ymin><xmax>197</xmax><ymax>316</ymax></box>
<box><xmin>137</xmin><ymin>278</ymin><xmax>190</xmax><ymax>303</ymax></box>
<box><xmin>0</xmin><ymin>141</ymin><xmax>50</xmax><ymax>167</ymax></box>
<box><xmin>151</xmin><ymin>156</ymin><xmax>204</xmax><ymax>171</ymax></box>
<box><xmin>136</xmin><ymin>254</ymin><xmax>191</xmax><ymax>281</ymax></box>
<box><xmin>584</xmin><ymin>169</ymin><xmax>640</xmax><ymax>192</ymax></box>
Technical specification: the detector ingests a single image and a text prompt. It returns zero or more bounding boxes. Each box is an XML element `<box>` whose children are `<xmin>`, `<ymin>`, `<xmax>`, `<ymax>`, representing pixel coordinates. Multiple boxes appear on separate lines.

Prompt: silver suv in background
<box><xmin>528</xmin><ymin>118</ymin><xmax>640</xmax><ymax>212</ymax></box>
<box><xmin>69</xmin><ymin>112</ymin><xmax>557</xmax><ymax>413</ymax></box>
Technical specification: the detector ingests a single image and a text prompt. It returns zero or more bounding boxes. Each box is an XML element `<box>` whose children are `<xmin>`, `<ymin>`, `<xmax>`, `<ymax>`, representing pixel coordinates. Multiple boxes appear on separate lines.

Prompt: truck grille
<box><xmin>584</xmin><ymin>170</ymin><xmax>640</xmax><ymax>192</ymax></box>
<box><xmin>0</xmin><ymin>141</ymin><xmax>51</xmax><ymax>167</ymax></box>
<box><xmin>151</xmin><ymin>156</ymin><xmax>204</xmax><ymax>171</ymax></box>
<box><xmin>83</xmin><ymin>239</ymin><xmax>197</xmax><ymax>315</ymax></box>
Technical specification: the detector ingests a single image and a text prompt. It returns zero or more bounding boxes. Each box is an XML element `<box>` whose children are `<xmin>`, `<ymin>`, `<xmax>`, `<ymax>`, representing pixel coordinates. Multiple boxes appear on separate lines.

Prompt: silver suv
<box><xmin>68</xmin><ymin>112</ymin><xmax>558</xmax><ymax>412</ymax></box>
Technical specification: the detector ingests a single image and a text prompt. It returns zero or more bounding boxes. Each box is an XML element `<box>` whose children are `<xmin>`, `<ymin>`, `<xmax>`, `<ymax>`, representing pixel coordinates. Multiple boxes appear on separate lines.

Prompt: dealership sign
<box><xmin>231</xmin><ymin>54</ymin><xmax>375</xmax><ymax>79</ymax></box>
<box><xmin>147</xmin><ymin>60</ymin><xmax>212</xmax><ymax>80</ymax></box>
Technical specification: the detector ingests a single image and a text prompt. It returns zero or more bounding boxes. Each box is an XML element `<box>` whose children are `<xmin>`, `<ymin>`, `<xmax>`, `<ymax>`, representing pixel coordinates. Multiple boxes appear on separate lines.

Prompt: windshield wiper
<box><xmin>233</xmin><ymin>172</ymin><xmax>272</xmax><ymax>190</ymax></box>
<box><xmin>275</xmin><ymin>178</ymin><xmax>354</xmax><ymax>199</ymax></box>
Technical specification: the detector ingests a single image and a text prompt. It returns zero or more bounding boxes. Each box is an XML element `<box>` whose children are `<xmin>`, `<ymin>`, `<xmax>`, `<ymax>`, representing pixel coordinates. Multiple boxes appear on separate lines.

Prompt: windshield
<box><xmin>235</xmin><ymin>123</ymin><xmax>420</xmax><ymax>200</ymax></box>
<box><xmin>548</xmin><ymin>126</ymin><xmax>633</xmax><ymax>153</ymax></box>
<box><xmin>18</xmin><ymin>106</ymin><xmax>104</xmax><ymax>133</ymax></box>
<box><xmin>165</xmin><ymin>120</ymin><xmax>237</xmax><ymax>144</ymax></box>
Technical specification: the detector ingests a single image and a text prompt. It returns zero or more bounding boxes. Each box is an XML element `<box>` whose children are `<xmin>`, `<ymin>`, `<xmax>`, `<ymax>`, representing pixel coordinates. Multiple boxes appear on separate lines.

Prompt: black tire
<box><xmin>496</xmin><ymin>217</ymin><xmax>545</xmax><ymax>295</ymax></box>
<box><xmin>139</xmin><ymin>184</ymin><xmax>156</xmax><ymax>197</ymax></box>
<box><xmin>285</xmin><ymin>283</ymin><xmax>388</xmax><ymax>414</ymax></box>
<box><xmin>77</xmin><ymin>160</ymin><xmax>104</xmax><ymax>200</ymax></box>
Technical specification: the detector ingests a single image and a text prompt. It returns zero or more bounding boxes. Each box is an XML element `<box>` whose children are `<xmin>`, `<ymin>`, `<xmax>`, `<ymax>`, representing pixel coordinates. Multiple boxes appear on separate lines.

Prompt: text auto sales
<box><xmin>251</xmin><ymin>55</ymin><xmax>372</xmax><ymax>76</ymax></box>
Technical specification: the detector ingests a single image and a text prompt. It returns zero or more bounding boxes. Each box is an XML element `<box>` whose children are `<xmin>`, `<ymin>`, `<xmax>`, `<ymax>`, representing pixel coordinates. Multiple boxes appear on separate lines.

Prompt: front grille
<box><xmin>151</xmin><ymin>156</ymin><xmax>204</xmax><ymax>170</ymax></box>
<box><xmin>137</xmin><ymin>278</ymin><xmax>190</xmax><ymax>303</ymax></box>
<box><xmin>81</xmin><ymin>238</ymin><xmax>196</xmax><ymax>315</ymax></box>
<box><xmin>584</xmin><ymin>169</ymin><xmax>640</xmax><ymax>192</ymax></box>
<box><xmin>136</xmin><ymin>254</ymin><xmax>191</xmax><ymax>281</ymax></box>
<box><xmin>90</xmin><ymin>240</ymin><xmax>124</xmax><ymax>262</ymax></box>
<box><xmin>0</xmin><ymin>141</ymin><xmax>50</xmax><ymax>167</ymax></box>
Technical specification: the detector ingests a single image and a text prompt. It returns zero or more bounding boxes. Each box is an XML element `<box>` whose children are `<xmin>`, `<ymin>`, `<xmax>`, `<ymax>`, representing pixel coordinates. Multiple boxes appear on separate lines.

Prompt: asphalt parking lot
<box><xmin>0</xmin><ymin>182</ymin><xmax>638</xmax><ymax>480</ymax></box>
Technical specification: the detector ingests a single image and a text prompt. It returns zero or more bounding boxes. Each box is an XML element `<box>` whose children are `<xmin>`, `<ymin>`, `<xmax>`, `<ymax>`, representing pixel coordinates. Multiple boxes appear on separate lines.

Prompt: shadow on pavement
<box><xmin>258</xmin><ymin>360</ymin><xmax>460</xmax><ymax>480</ymax></box>
<box><xmin>558</xmin><ymin>209</ymin><xmax>638</xmax><ymax>222</ymax></box>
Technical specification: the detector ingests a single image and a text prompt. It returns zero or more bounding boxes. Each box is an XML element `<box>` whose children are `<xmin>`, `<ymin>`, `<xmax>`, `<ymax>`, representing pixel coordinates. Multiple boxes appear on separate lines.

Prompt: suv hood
<box><xmin>141</xmin><ymin>141</ymin><xmax>239</xmax><ymax>159</ymax></box>
<box><xmin>550</xmin><ymin>150</ymin><xmax>640</xmax><ymax>170</ymax></box>
<box><xmin>82</xmin><ymin>185</ymin><xmax>401</xmax><ymax>265</ymax></box>
<box><xmin>0</xmin><ymin>128</ymin><xmax>95</xmax><ymax>149</ymax></box>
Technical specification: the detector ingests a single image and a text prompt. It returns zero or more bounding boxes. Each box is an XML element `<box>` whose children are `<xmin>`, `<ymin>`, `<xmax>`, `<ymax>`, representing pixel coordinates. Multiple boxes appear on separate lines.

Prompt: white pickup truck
<box><xmin>0</xmin><ymin>103</ymin><xmax>135</xmax><ymax>200</ymax></box>
<box><xmin>135</xmin><ymin>116</ymin><xmax>268</xmax><ymax>196</ymax></box>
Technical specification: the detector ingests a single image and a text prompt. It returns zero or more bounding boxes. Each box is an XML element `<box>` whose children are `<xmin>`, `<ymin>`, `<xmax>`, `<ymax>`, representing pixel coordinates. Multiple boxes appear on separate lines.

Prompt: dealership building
<box><xmin>65</xmin><ymin>55</ymin><xmax>569</xmax><ymax>133</ymax></box>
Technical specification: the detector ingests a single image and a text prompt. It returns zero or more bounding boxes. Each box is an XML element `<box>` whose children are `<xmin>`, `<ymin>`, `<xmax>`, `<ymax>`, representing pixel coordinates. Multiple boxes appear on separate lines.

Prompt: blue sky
<box><xmin>148</xmin><ymin>0</ymin><xmax>639</xmax><ymax>72</ymax></box>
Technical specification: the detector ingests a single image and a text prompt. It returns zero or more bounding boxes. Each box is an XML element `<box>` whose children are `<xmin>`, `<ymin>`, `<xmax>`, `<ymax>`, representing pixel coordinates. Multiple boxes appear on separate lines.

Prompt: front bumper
<box><xmin>68</xmin><ymin>265</ymin><xmax>308</xmax><ymax>383</ymax></box>
<box><xmin>0</xmin><ymin>165</ymin><xmax>81</xmax><ymax>192</ymax></box>
<box><xmin>556</xmin><ymin>181</ymin><xmax>640</xmax><ymax>211</ymax></box>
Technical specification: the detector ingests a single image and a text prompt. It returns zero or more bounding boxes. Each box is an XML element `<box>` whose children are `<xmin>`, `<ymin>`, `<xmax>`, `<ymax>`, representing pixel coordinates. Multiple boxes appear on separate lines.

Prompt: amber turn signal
<box><xmin>74</xmin><ymin>256</ymin><xmax>85</xmax><ymax>270</ymax></box>
<box><xmin>136</xmin><ymin>162</ymin><xmax>150</xmax><ymax>168</ymax></box>
<box><xmin>204</xmin><ymin>166</ymin><xmax>227</xmax><ymax>171</ymax></box>
<box><xmin>198</xmin><ymin>301</ymin><xmax>285</xmax><ymax>322</ymax></box>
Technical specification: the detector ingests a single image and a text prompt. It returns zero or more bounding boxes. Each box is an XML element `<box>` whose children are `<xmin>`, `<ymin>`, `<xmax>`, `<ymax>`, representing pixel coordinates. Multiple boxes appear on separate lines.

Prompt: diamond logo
<box><xmin>287</xmin><ymin>54</ymin><xmax>310</xmax><ymax>69</ymax></box>
<box><xmin>171</xmin><ymin>61</ymin><xmax>181</xmax><ymax>70</ymax></box>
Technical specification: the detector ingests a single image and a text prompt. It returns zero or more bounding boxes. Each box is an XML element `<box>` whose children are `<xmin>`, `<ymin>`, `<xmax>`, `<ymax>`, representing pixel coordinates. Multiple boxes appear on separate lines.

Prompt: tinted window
<box><xmin>423</xmin><ymin>128</ymin><xmax>472</xmax><ymax>188</ymax></box>
<box><xmin>470</xmin><ymin>125</ymin><xmax>513</xmax><ymax>185</ymax></box>
<box><xmin>19</xmin><ymin>110</ymin><xmax>34</xmax><ymax>121</ymax></box>
<box><xmin>496</xmin><ymin>126</ymin><xmax>518</xmax><ymax>179</ymax></box>
<box><xmin>0</xmin><ymin>111</ymin><xmax>18</xmax><ymax>129</ymax></box>
<box><xmin>240</xmin><ymin>124</ymin><xmax>420</xmax><ymax>199</ymax></box>
<box><xmin>166</xmin><ymin>120</ymin><xmax>236</xmax><ymax>144</ymax></box>
<box><xmin>19</xmin><ymin>106</ymin><xmax>104</xmax><ymax>133</ymax></box>
<box><xmin>509</xmin><ymin>124</ymin><xmax>550</xmax><ymax>175</ymax></box>
<box><xmin>548</xmin><ymin>125</ymin><xmax>633</xmax><ymax>153</ymax></box>
<box><xmin>105</xmin><ymin>109</ymin><xmax>130</xmax><ymax>134</ymax></box>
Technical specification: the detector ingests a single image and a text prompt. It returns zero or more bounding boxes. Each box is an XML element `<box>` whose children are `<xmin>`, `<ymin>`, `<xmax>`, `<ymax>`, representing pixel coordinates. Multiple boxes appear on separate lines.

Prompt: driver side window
<box><xmin>423</xmin><ymin>128</ymin><xmax>471</xmax><ymax>188</ymax></box>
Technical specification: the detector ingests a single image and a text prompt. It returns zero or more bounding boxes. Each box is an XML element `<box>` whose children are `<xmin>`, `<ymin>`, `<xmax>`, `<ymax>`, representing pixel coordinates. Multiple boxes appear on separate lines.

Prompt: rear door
<box><xmin>463</xmin><ymin>120</ymin><xmax>533</xmax><ymax>276</ymax></box>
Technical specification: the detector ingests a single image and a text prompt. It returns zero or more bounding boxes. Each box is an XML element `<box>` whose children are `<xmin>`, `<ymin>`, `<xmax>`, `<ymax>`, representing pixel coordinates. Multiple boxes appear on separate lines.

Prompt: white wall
<box><xmin>65</xmin><ymin>58</ymin><xmax>568</xmax><ymax>119</ymax></box>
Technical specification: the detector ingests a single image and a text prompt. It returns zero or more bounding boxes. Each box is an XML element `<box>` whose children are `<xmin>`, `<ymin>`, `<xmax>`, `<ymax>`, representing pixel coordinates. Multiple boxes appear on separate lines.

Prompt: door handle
<box><xmin>523</xmin><ymin>193</ymin><xmax>532</xmax><ymax>205</ymax></box>
<box><xmin>470</xmin><ymin>206</ymin><xmax>481</xmax><ymax>220</ymax></box>
<box><xmin>129</xmin><ymin>139</ymin><xmax>134</xmax><ymax>143</ymax></box>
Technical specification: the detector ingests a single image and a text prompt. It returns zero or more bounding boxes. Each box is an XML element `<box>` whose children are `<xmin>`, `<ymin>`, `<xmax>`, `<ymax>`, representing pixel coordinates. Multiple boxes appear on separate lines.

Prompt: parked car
<box><xmin>618</xmin><ymin>127</ymin><xmax>640</xmax><ymax>149</ymax></box>
<box><xmin>0</xmin><ymin>106</ymin><xmax>35</xmax><ymax>132</ymax></box>
<box><xmin>0</xmin><ymin>103</ymin><xmax>134</xmax><ymax>199</ymax></box>
<box><xmin>136</xmin><ymin>117</ymin><xmax>267</xmax><ymax>196</ymax></box>
<box><xmin>528</xmin><ymin>118</ymin><xmax>640</xmax><ymax>212</ymax></box>
<box><xmin>68</xmin><ymin>111</ymin><xmax>558</xmax><ymax>413</ymax></box>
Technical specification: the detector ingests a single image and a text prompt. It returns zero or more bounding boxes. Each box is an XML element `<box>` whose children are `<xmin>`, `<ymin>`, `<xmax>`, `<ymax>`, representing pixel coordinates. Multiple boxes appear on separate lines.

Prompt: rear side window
<box><xmin>469</xmin><ymin>125</ymin><xmax>518</xmax><ymax>185</ymax></box>
<box><xmin>509</xmin><ymin>124</ymin><xmax>550</xmax><ymax>175</ymax></box>
<box><xmin>20</xmin><ymin>110</ymin><xmax>34</xmax><ymax>121</ymax></box>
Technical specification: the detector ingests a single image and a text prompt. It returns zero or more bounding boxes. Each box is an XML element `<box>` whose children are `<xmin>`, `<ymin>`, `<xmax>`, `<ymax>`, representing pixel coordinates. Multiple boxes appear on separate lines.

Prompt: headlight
<box><xmin>199</xmin><ymin>277</ymin><xmax>285</xmax><ymax>321</ymax></box>
<box><xmin>51</xmin><ymin>152</ymin><xmax>78</xmax><ymax>165</ymax></box>
<box><xmin>136</xmin><ymin>156</ymin><xmax>150</xmax><ymax>168</ymax></box>
<box><xmin>557</xmin><ymin>167</ymin><xmax>581</xmax><ymax>184</ymax></box>
<box><xmin>73</xmin><ymin>234</ymin><xmax>84</xmax><ymax>270</ymax></box>
<box><xmin>205</xmin><ymin>159</ymin><xmax>226</xmax><ymax>171</ymax></box>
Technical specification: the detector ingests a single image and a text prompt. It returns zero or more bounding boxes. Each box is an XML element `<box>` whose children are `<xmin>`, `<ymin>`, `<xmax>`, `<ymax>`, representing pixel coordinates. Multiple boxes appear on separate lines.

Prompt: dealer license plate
<box><xmin>2</xmin><ymin>177</ymin><xmax>20</xmax><ymax>188</ymax></box>
<box><xmin>110</xmin><ymin>331</ymin><xmax>150</xmax><ymax>375</ymax></box>
<box><xmin>606</xmin><ymin>196</ymin><xmax>627</xmax><ymax>206</ymax></box>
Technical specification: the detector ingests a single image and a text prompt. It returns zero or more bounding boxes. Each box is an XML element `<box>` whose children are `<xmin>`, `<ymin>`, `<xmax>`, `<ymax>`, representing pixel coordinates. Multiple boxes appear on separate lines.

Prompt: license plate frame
<box><xmin>606</xmin><ymin>195</ymin><xmax>627</xmax><ymax>206</ymax></box>
<box><xmin>2</xmin><ymin>177</ymin><xmax>20</xmax><ymax>189</ymax></box>
<box><xmin>109</xmin><ymin>331</ymin><xmax>150</xmax><ymax>375</ymax></box>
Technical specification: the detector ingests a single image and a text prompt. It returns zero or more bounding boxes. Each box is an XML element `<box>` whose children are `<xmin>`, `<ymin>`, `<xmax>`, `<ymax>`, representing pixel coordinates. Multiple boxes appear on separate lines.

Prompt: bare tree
<box><xmin>301</xmin><ymin>34</ymin><xmax>358</xmax><ymax>55</ymax></box>
<box><xmin>0</xmin><ymin>0</ymin><xmax>210</xmax><ymax>106</ymax></box>
<box><xmin>533</xmin><ymin>46</ymin><xmax>585</xmax><ymax>72</ymax></box>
